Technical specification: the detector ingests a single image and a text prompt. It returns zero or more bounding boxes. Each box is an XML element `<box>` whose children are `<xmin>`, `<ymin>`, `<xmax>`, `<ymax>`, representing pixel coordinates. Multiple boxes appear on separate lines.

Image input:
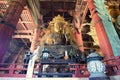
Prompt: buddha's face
<box><xmin>54</xmin><ymin>22</ymin><xmax>63</xmax><ymax>32</ymax></box>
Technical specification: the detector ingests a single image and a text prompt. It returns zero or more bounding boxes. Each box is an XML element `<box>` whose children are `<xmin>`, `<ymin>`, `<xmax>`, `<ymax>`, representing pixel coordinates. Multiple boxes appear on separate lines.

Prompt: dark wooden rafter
<box><xmin>12</xmin><ymin>35</ymin><xmax>33</xmax><ymax>39</ymax></box>
<box><xmin>40</xmin><ymin>0</ymin><xmax>76</xmax><ymax>23</ymax></box>
<box><xmin>18</xmin><ymin>18</ymin><xmax>28</xmax><ymax>30</ymax></box>
<box><xmin>13</xmin><ymin>6</ymin><xmax>36</xmax><ymax>40</ymax></box>
<box><xmin>14</xmin><ymin>30</ymin><xmax>34</xmax><ymax>34</ymax></box>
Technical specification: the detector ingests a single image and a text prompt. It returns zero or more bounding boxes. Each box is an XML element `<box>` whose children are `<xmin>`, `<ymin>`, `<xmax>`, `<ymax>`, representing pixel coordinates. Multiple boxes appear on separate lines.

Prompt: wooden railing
<box><xmin>0</xmin><ymin>63</ymin><xmax>89</xmax><ymax>77</ymax></box>
<box><xmin>0</xmin><ymin>56</ymin><xmax>120</xmax><ymax>77</ymax></box>
<box><xmin>0</xmin><ymin>63</ymin><xmax>40</xmax><ymax>77</ymax></box>
<box><xmin>69</xmin><ymin>63</ymin><xmax>89</xmax><ymax>77</ymax></box>
<box><xmin>103</xmin><ymin>56</ymin><xmax>120</xmax><ymax>76</ymax></box>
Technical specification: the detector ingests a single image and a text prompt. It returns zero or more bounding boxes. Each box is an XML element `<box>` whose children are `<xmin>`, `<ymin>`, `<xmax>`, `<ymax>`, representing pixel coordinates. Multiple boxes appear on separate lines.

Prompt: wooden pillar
<box><xmin>30</xmin><ymin>16</ymin><xmax>43</xmax><ymax>52</ymax></box>
<box><xmin>75</xmin><ymin>32</ymin><xmax>84</xmax><ymax>52</ymax></box>
<box><xmin>72</xmin><ymin>10</ymin><xmax>84</xmax><ymax>52</ymax></box>
<box><xmin>30</xmin><ymin>28</ymin><xmax>40</xmax><ymax>52</ymax></box>
<box><xmin>87</xmin><ymin>0</ymin><xmax>114</xmax><ymax>59</ymax></box>
<box><xmin>0</xmin><ymin>0</ymin><xmax>26</xmax><ymax>62</ymax></box>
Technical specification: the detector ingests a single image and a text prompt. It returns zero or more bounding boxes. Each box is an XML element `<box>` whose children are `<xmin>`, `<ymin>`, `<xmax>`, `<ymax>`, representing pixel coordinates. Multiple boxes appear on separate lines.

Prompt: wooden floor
<box><xmin>0</xmin><ymin>78</ymin><xmax>89</xmax><ymax>80</ymax></box>
<box><xmin>1</xmin><ymin>76</ymin><xmax>120</xmax><ymax>80</ymax></box>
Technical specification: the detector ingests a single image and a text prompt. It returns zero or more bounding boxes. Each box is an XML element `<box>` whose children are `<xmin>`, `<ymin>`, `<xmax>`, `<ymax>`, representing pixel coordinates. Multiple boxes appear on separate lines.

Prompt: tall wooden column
<box><xmin>73</xmin><ymin>0</ymin><xmax>84</xmax><ymax>52</ymax></box>
<box><xmin>0</xmin><ymin>0</ymin><xmax>26</xmax><ymax>62</ymax></box>
<box><xmin>30</xmin><ymin>28</ymin><xmax>40</xmax><ymax>52</ymax></box>
<box><xmin>75</xmin><ymin>32</ymin><xmax>84</xmax><ymax>52</ymax></box>
<box><xmin>87</xmin><ymin>0</ymin><xmax>114</xmax><ymax>59</ymax></box>
<box><xmin>73</xmin><ymin>11</ymin><xmax>84</xmax><ymax>52</ymax></box>
<box><xmin>30</xmin><ymin>16</ymin><xmax>43</xmax><ymax>52</ymax></box>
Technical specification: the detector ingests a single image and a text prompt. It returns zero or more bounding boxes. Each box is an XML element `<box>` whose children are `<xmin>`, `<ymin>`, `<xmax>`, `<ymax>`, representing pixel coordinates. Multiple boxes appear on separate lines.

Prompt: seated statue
<box><xmin>40</xmin><ymin>15</ymin><xmax>76</xmax><ymax>45</ymax></box>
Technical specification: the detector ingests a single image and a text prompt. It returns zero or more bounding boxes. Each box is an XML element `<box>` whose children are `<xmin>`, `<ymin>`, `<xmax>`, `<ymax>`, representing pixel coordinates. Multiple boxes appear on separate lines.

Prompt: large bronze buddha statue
<box><xmin>41</xmin><ymin>15</ymin><xmax>76</xmax><ymax>45</ymax></box>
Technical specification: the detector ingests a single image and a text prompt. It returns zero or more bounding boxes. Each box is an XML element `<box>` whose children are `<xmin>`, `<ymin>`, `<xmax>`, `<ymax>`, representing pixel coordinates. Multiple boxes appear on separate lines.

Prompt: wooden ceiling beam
<box><xmin>18</xmin><ymin>18</ymin><xmax>28</xmax><ymax>30</ymax></box>
<box><xmin>14</xmin><ymin>30</ymin><xmax>34</xmax><ymax>34</ymax></box>
<box><xmin>12</xmin><ymin>35</ymin><xmax>33</xmax><ymax>39</ymax></box>
<box><xmin>18</xmin><ymin>21</ymin><xmax>32</xmax><ymax>23</ymax></box>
